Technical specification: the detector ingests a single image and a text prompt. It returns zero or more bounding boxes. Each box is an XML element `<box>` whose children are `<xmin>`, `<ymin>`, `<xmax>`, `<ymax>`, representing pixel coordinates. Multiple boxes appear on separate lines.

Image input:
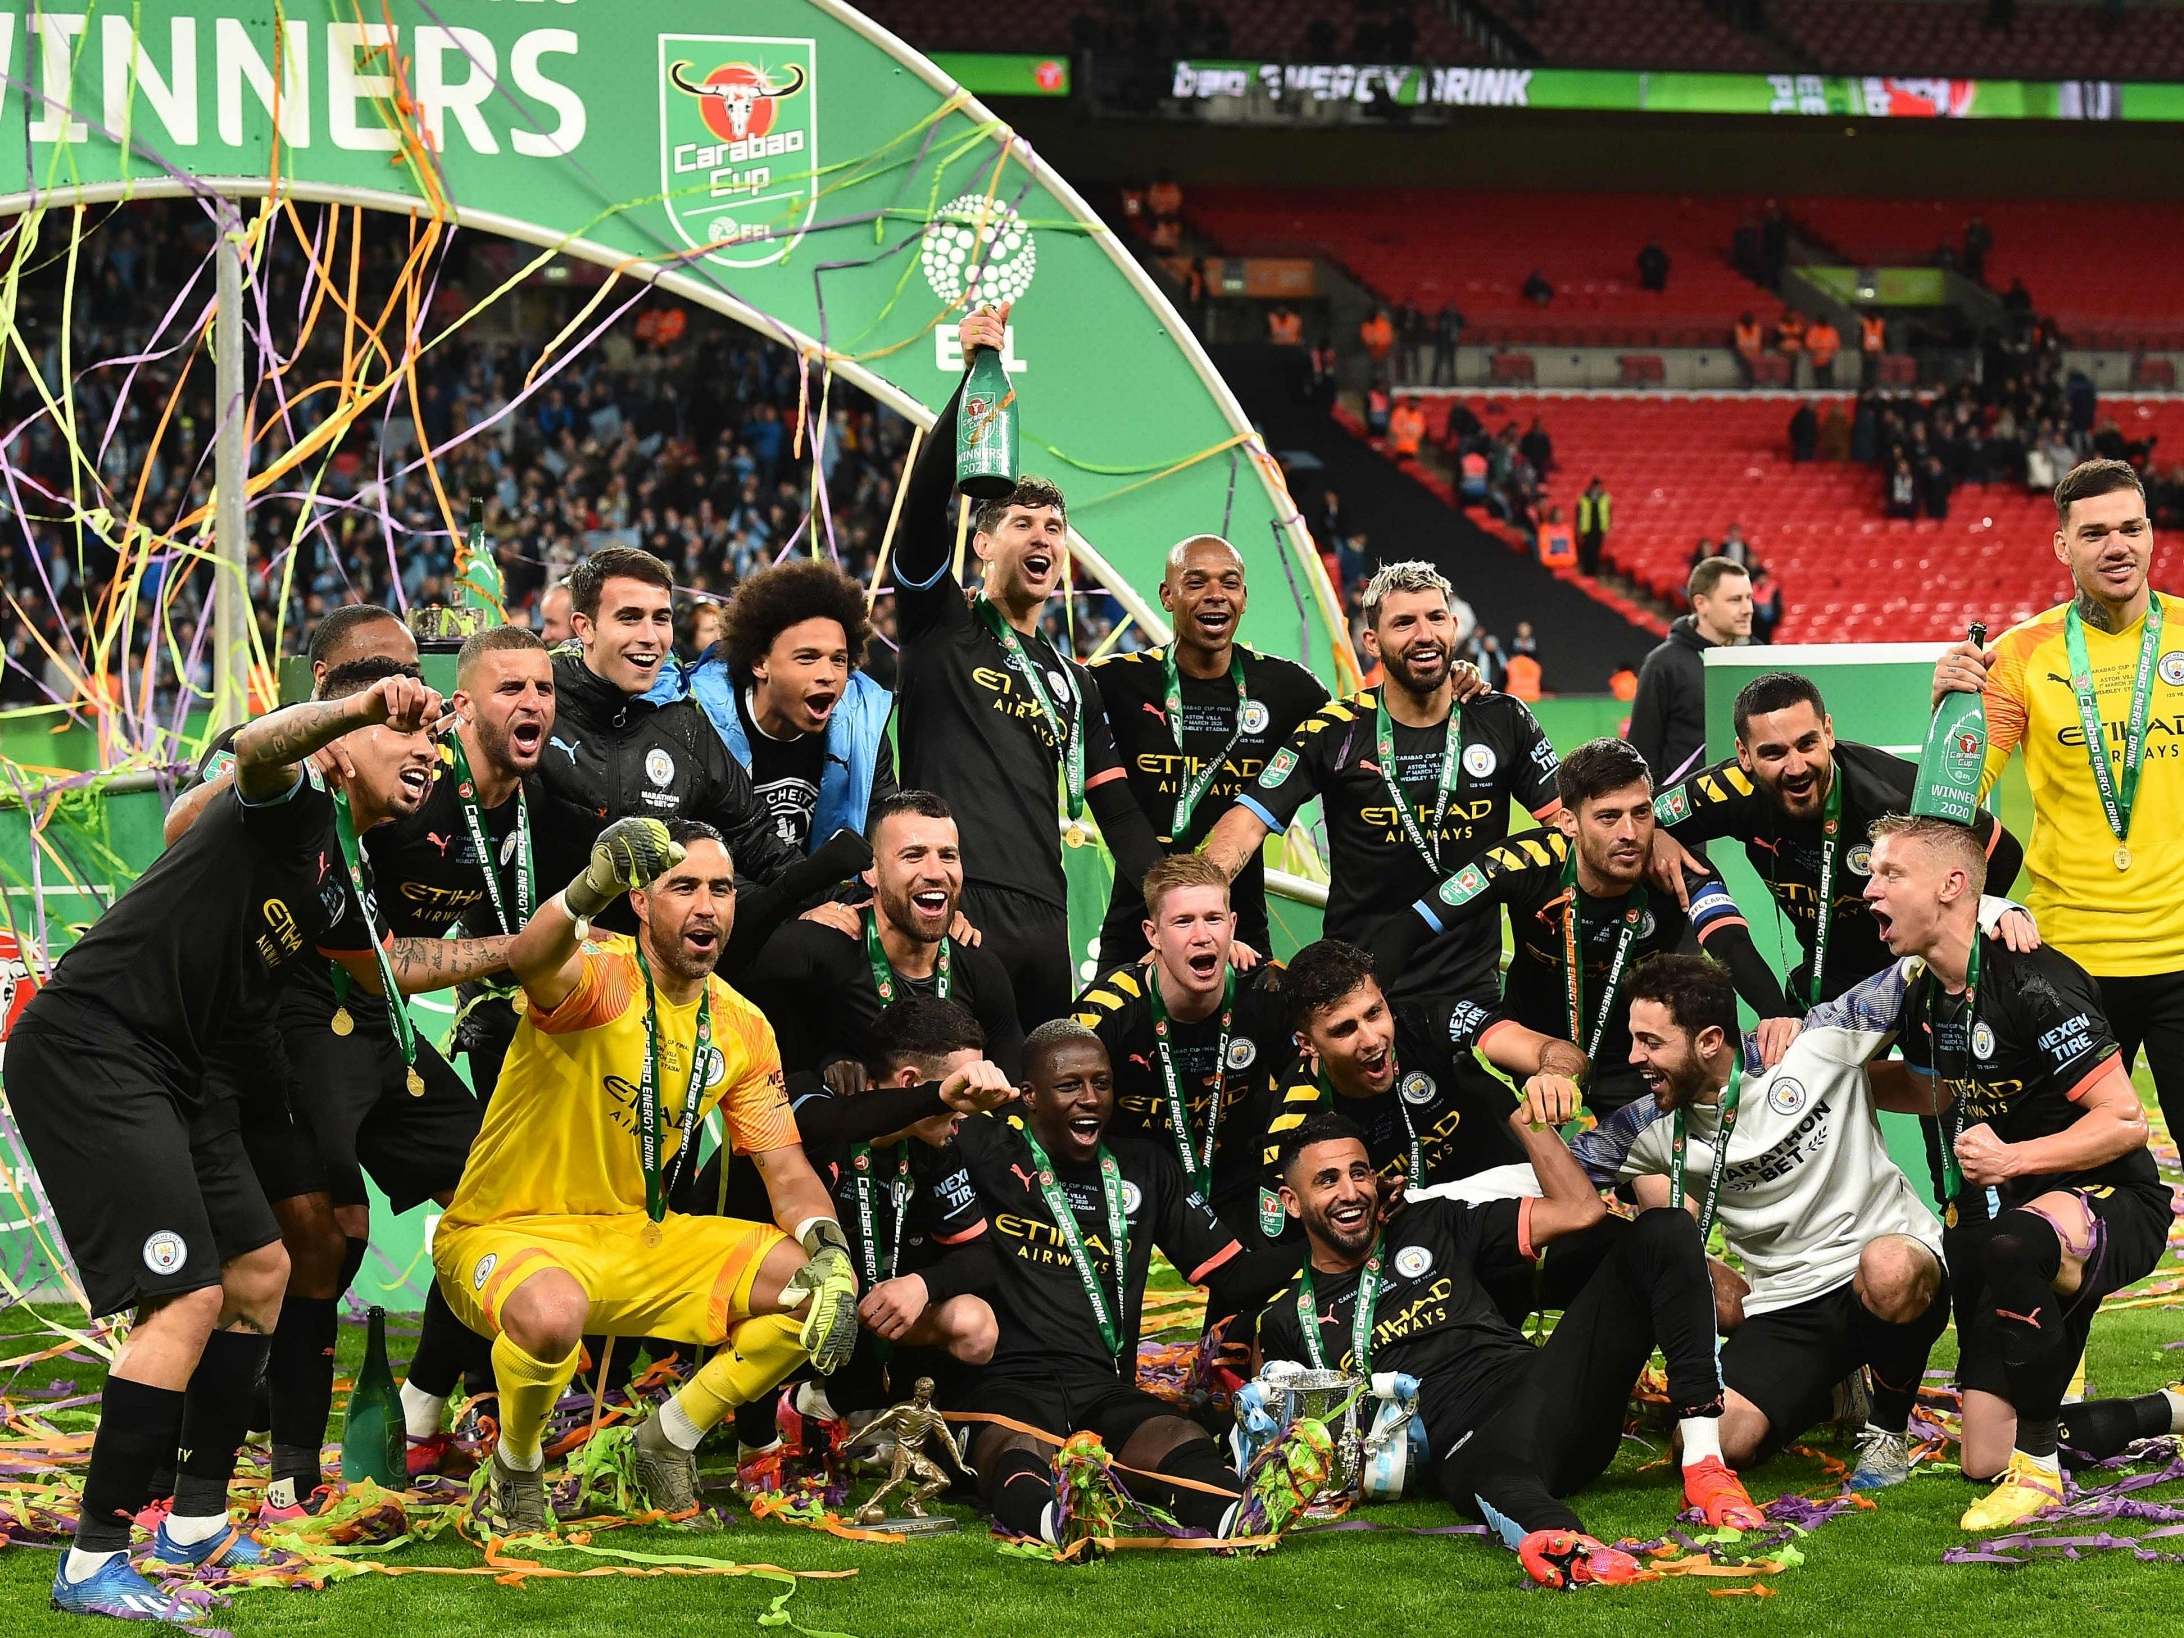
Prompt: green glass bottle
<box><xmin>455</xmin><ymin>498</ymin><xmax>506</xmax><ymax>616</ymax></box>
<box><xmin>1911</xmin><ymin>621</ymin><xmax>1989</xmax><ymax>826</ymax></box>
<box><xmin>340</xmin><ymin>1306</ymin><xmax>407</xmax><ymax>1490</ymax></box>
<box><xmin>955</xmin><ymin>339</ymin><xmax>1018</xmax><ymax>501</ymax></box>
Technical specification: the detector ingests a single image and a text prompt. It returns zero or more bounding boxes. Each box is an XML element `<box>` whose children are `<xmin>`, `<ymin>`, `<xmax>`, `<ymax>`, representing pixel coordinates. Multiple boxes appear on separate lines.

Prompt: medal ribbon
<box><xmin>862</xmin><ymin>907</ymin><xmax>952</xmax><ymax>1004</ymax></box>
<box><xmin>1802</xmin><ymin>769</ymin><xmax>1844</xmax><ymax>1009</ymax></box>
<box><xmin>1019</xmin><ymin>1126</ymin><xmax>1130</xmax><ymax>1364</ymax></box>
<box><xmin>1148</xmin><ymin>968</ymin><xmax>1236</xmax><ymax>1197</ymax></box>
<box><xmin>2063</xmin><ymin>597</ymin><xmax>2163</xmax><ymax>849</ymax></box>
<box><xmin>633</xmin><ymin>941</ymin><xmax>713</xmax><ymax>1225</ymax></box>
<box><xmin>1926</xmin><ymin>938</ymin><xmax>1982</xmax><ymax>1214</ymax></box>
<box><xmin>1373</xmin><ymin>689</ymin><xmax>1462</xmax><ymax>873</ymax></box>
<box><xmin>1163</xmin><ymin>646</ymin><xmax>1250</xmax><ymax>837</ymax></box>
<box><xmin>444</xmin><ymin>731</ymin><xmax>533</xmax><ymax>936</ymax></box>
<box><xmin>330</xmin><ymin>790</ymin><xmax>417</xmax><ymax>1071</ymax></box>
<box><xmin>1297</xmin><ymin>1239</ymin><xmax>1383</xmax><ymax>1374</ymax></box>
<box><xmin>1558</xmin><ymin>848</ymin><xmax>1646</xmax><ymax>1062</ymax></box>
<box><xmin>851</xmin><ymin>1143</ymin><xmax>913</xmax><ymax>1287</ymax></box>
<box><xmin>1669</xmin><ymin>1061</ymin><xmax>1743</xmax><ymax>1242</ymax></box>
<box><xmin>976</xmin><ymin>595</ymin><xmax>1085</xmax><ymax>820</ymax></box>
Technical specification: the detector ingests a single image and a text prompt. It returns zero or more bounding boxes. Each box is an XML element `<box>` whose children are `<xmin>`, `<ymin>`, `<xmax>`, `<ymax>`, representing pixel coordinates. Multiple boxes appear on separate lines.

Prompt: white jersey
<box><xmin>1570</xmin><ymin>980</ymin><xmax>1942</xmax><ymax>1316</ymax></box>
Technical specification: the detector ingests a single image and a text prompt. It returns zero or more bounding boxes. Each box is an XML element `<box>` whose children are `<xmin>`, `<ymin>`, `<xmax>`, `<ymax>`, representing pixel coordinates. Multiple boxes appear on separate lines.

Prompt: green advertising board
<box><xmin>1168</xmin><ymin>59</ymin><xmax>2163</xmax><ymax>123</ymax></box>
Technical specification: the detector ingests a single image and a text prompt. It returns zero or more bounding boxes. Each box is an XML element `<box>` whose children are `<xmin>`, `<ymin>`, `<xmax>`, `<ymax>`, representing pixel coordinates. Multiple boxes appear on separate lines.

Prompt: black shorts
<box><xmin>279</xmin><ymin>1004</ymin><xmax>480</xmax><ymax>1213</ymax></box>
<box><xmin>969</xmin><ymin>1361</ymin><xmax>1181</xmax><ymax>1456</ymax></box>
<box><xmin>961</xmin><ymin>883</ymin><xmax>1072</xmax><ymax>1030</ymax></box>
<box><xmin>1948</xmin><ymin>1179</ymin><xmax>2170</xmax><ymax>1397</ymax></box>
<box><xmin>203</xmin><ymin>1026</ymin><xmax>325</xmax><ymax>1205</ymax></box>
<box><xmin>1722</xmin><ymin>1275</ymin><xmax>1949</xmax><ymax>1459</ymax></box>
<box><xmin>7</xmin><ymin>1016</ymin><xmax>280</xmax><ymax>1318</ymax></box>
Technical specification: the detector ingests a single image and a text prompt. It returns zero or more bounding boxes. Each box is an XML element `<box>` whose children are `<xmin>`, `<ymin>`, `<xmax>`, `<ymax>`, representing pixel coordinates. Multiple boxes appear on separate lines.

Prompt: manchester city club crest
<box><xmin>1766</xmin><ymin>1077</ymin><xmax>1807</xmax><ymax>1116</ymax></box>
<box><xmin>1461</xmin><ymin>742</ymin><xmax>1498</xmax><ymax>779</ymax></box>
<box><xmin>1226</xmin><ymin>1037</ymin><xmax>1258</xmax><ymax>1070</ymax></box>
<box><xmin>2163</xmin><ymin>651</ymin><xmax>2184</xmax><ymax>686</ymax></box>
<box><xmin>646</xmin><ymin>746</ymin><xmax>675</xmax><ymax>788</ymax></box>
<box><xmin>1121</xmin><ymin>1180</ymin><xmax>1143</xmax><ymax>1217</ymax></box>
<box><xmin>658</xmin><ymin>36</ymin><xmax>818</xmax><ymax>270</ymax></box>
<box><xmin>1847</xmin><ymin>842</ymin><xmax>1874</xmax><ymax>876</ymax></box>
<box><xmin>1972</xmin><ymin>1021</ymin><xmax>1996</xmax><ymax>1060</ymax></box>
<box><xmin>1399</xmin><ymin>1071</ymin><xmax>1435</xmax><ymax>1105</ymax></box>
<box><xmin>1393</xmin><ymin>1244</ymin><xmax>1432</xmax><ymax>1279</ymax></box>
<box><xmin>1239</xmin><ymin>698</ymin><xmax>1271</xmax><ymax>735</ymax></box>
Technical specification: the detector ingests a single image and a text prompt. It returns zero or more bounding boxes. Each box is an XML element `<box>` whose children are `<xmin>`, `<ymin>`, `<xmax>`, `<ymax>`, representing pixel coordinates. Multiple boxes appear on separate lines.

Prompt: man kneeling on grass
<box><xmin>1253</xmin><ymin>1096</ymin><xmax>1764</xmax><ymax>1590</ymax></box>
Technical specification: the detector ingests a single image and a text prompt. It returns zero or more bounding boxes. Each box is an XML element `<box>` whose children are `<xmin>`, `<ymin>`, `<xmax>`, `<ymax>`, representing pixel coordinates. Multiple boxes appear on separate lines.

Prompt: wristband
<box><xmin>795</xmin><ymin>1216</ymin><xmax>849</xmax><ymax>1257</ymax></box>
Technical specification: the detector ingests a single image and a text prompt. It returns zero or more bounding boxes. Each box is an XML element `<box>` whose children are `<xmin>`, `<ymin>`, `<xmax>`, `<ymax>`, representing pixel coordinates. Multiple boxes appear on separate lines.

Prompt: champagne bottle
<box><xmin>340</xmin><ymin>1306</ymin><xmax>407</xmax><ymax>1490</ymax></box>
<box><xmin>1911</xmin><ymin>621</ymin><xmax>1989</xmax><ymax>826</ymax></box>
<box><xmin>955</xmin><ymin>334</ymin><xmax>1018</xmax><ymax>501</ymax></box>
<box><xmin>455</xmin><ymin>497</ymin><xmax>506</xmax><ymax>616</ymax></box>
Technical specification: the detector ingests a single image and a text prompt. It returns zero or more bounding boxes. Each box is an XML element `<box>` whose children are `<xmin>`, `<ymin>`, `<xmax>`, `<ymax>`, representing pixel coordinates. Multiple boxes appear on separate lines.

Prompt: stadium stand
<box><xmin>1411</xmin><ymin>392</ymin><xmax>2184</xmax><ymax>644</ymax></box>
<box><xmin>851</xmin><ymin>0</ymin><xmax>1473</xmax><ymax>58</ymax></box>
<box><xmin>1467</xmin><ymin>0</ymin><xmax>1787</xmax><ymax>70</ymax></box>
<box><xmin>1773</xmin><ymin>0</ymin><xmax>2184</xmax><ymax>81</ymax></box>
<box><xmin>1783</xmin><ymin>197</ymin><xmax>2184</xmax><ymax>350</ymax></box>
<box><xmin>1186</xmin><ymin>187</ymin><xmax>1770</xmax><ymax>346</ymax></box>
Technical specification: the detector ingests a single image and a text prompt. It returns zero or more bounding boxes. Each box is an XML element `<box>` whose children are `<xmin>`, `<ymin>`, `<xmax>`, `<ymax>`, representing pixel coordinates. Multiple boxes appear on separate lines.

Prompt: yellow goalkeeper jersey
<box><xmin>443</xmin><ymin>933</ymin><xmax>797</xmax><ymax>1228</ymax></box>
<box><xmin>1982</xmin><ymin>592</ymin><xmax>2184</xmax><ymax>976</ymax></box>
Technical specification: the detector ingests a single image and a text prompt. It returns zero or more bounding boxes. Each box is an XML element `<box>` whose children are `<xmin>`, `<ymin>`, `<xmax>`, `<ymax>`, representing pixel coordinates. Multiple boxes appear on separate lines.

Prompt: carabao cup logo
<box><xmin>658</xmin><ymin>36</ymin><xmax>818</xmax><ymax>269</ymax></box>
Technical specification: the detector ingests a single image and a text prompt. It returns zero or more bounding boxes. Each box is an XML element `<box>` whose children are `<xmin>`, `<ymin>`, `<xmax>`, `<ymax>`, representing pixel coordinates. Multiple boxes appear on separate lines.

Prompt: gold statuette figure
<box><xmin>849</xmin><ymin>1377</ymin><xmax>972</xmax><ymax>1530</ymax></box>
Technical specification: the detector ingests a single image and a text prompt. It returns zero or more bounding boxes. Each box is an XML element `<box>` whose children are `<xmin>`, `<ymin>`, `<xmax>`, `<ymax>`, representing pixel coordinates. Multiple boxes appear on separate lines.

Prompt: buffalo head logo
<box><xmin>669</xmin><ymin>60</ymin><xmax>808</xmax><ymax>144</ymax></box>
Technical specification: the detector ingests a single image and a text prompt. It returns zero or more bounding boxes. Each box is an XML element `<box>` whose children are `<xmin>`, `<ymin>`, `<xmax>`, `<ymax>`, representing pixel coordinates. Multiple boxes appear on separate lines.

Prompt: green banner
<box><xmin>1169</xmin><ymin>59</ymin><xmax>2156</xmax><ymax>122</ymax></box>
<box><xmin>0</xmin><ymin>2</ymin><xmax>1348</xmax><ymax>684</ymax></box>
<box><xmin>930</xmin><ymin>52</ymin><xmax>1070</xmax><ymax>99</ymax></box>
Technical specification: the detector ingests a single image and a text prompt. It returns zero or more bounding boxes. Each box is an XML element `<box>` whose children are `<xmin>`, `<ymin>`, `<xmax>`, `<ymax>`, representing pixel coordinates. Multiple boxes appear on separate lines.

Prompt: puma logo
<box><xmin>425</xmin><ymin>832</ymin><xmax>452</xmax><ymax>857</ymax></box>
<box><xmin>1995</xmin><ymin>1305</ymin><xmax>2045</xmax><ymax>1329</ymax></box>
<box><xmin>1141</xmin><ymin>702</ymin><xmax>1169</xmax><ymax>724</ymax></box>
<box><xmin>1009</xmin><ymin>1163</ymin><xmax>1038</xmax><ymax>1193</ymax></box>
<box><xmin>549</xmin><ymin>734</ymin><xmax>582</xmax><ymax>764</ymax></box>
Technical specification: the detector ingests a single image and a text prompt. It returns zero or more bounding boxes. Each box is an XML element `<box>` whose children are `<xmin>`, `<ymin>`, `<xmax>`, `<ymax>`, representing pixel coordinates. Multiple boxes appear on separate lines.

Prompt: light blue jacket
<box><xmin>646</xmin><ymin>655</ymin><xmax>892</xmax><ymax>848</ymax></box>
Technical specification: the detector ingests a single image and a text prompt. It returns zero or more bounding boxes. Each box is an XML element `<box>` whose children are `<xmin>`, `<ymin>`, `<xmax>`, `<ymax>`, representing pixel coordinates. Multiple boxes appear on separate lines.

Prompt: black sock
<box><xmin>1151</xmin><ymin>1439</ymin><xmax>1243</xmax><ymax>1533</ymax></box>
<box><xmin>339</xmin><ymin>1236</ymin><xmax>369</xmax><ymax>1296</ymax></box>
<box><xmin>736</xmin><ymin>1392</ymin><xmax>782</xmax><ymax>1449</ymax></box>
<box><xmin>268</xmin><ymin>1296</ymin><xmax>337</xmax><ymax>1491</ymax></box>
<box><xmin>1981</xmin><ymin>1213</ymin><xmax>2072</xmax><ymax>1423</ymax></box>
<box><xmin>76</xmin><ymin>1377</ymin><xmax>188</xmax><ymax>1553</ymax></box>
<box><xmin>1626</xmin><ymin>1208</ymin><xmax>1723</xmax><ymax>1415</ymax></box>
<box><xmin>172</xmin><ymin>1331</ymin><xmax>273</xmax><ymax>1519</ymax></box>
<box><xmin>2017</xmin><ymin>1417</ymin><xmax>2061</xmax><ymax>1461</ymax></box>
<box><xmin>986</xmin><ymin>1447</ymin><xmax>1054</xmax><ymax>1538</ymax></box>
<box><xmin>2061</xmin><ymin>1393</ymin><xmax>2176</xmax><ymax>1463</ymax></box>
<box><xmin>1861</xmin><ymin>1290</ymin><xmax>1949</xmax><ymax>1435</ymax></box>
<box><xmin>407</xmin><ymin>1283</ymin><xmax>491</xmax><ymax>1399</ymax></box>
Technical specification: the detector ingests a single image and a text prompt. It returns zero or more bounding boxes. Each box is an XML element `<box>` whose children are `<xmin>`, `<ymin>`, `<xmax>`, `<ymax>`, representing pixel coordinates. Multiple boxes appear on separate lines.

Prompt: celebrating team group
<box><xmin>16</xmin><ymin>309</ymin><xmax>2183</xmax><ymax>1617</ymax></box>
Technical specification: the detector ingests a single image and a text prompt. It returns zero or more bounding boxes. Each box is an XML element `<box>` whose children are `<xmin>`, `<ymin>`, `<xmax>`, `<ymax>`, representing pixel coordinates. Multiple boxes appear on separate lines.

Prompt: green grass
<box><xmin>2</xmin><ymin>1077</ymin><xmax>2178</xmax><ymax>1637</ymax></box>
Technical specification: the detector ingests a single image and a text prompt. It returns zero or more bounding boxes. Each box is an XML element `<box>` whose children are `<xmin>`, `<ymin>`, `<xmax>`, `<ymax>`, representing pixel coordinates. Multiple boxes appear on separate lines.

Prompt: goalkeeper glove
<box><xmin>565</xmin><ymin>817</ymin><xmax>682</xmax><ymax>920</ymax></box>
<box><xmin>784</xmin><ymin>1218</ymin><xmax>859</xmax><ymax>1375</ymax></box>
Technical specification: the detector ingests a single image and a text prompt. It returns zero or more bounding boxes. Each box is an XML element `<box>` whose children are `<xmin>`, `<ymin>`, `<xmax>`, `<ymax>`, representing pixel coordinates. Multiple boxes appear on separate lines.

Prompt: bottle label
<box><xmin>1912</xmin><ymin>695</ymin><xmax>1985</xmax><ymax>826</ymax></box>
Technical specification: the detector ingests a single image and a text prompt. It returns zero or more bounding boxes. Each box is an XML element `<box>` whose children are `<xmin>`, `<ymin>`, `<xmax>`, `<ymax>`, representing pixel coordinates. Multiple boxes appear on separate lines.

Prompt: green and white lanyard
<box><xmin>1297</xmin><ymin>1239</ymin><xmax>1383</xmax><ymax>1373</ymax></box>
<box><xmin>632</xmin><ymin>940</ymin><xmax>712</xmax><ymax>1233</ymax></box>
<box><xmin>1559</xmin><ymin>848</ymin><xmax>1647</xmax><ymax>1062</ymax></box>
<box><xmin>1163</xmin><ymin>645</ymin><xmax>1250</xmax><ymax>837</ymax></box>
<box><xmin>976</xmin><ymin>595</ymin><xmax>1085</xmax><ymax>821</ymax></box>
<box><xmin>1373</xmin><ymin>689</ymin><xmax>1463</xmax><ymax>872</ymax></box>
<box><xmin>1668</xmin><ymin>1062</ymin><xmax>1743</xmax><ymax>1242</ymax></box>
<box><xmin>2064</xmin><ymin>596</ymin><xmax>2164</xmax><ymax>871</ymax></box>
<box><xmin>1926</xmin><ymin>939</ymin><xmax>2001</xmax><ymax>1226</ymax></box>
<box><xmin>329</xmin><ymin>790</ymin><xmax>422</xmax><ymax>1096</ymax></box>
<box><xmin>1797</xmin><ymin>770</ymin><xmax>1844</xmax><ymax>1009</ymax></box>
<box><xmin>850</xmin><ymin>1142</ymin><xmax>913</xmax><ymax>1287</ymax></box>
<box><xmin>1148</xmin><ymin>968</ymin><xmax>1235</xmax><ymax>1197</ymax></box>
<box><xmin>1020</xmin><ymin>1125</ymin><xmax>1130</xmax><ymax>1365</ymax></box>
<box><xmin>1312</xmin><ymin>1069</ymin><xmax>1424</xmax><ymax>1183</ymax></box>
<box><xmin>445</xmin><ymin>732</ymin><xmax>532</xmax><ymax>936</ymax></box>
<box><xmin>863</xmin><ymin>907</ymin><xmax>951</xmax><ymax>1004</ymax></box>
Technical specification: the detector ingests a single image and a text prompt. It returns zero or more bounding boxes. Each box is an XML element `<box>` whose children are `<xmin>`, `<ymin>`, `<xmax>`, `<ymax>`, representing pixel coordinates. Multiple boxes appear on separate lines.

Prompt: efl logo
<box><xmin>659</xmin><ymin>37</ymin><xmax>818</xmax><ymax>269</ymax></box>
